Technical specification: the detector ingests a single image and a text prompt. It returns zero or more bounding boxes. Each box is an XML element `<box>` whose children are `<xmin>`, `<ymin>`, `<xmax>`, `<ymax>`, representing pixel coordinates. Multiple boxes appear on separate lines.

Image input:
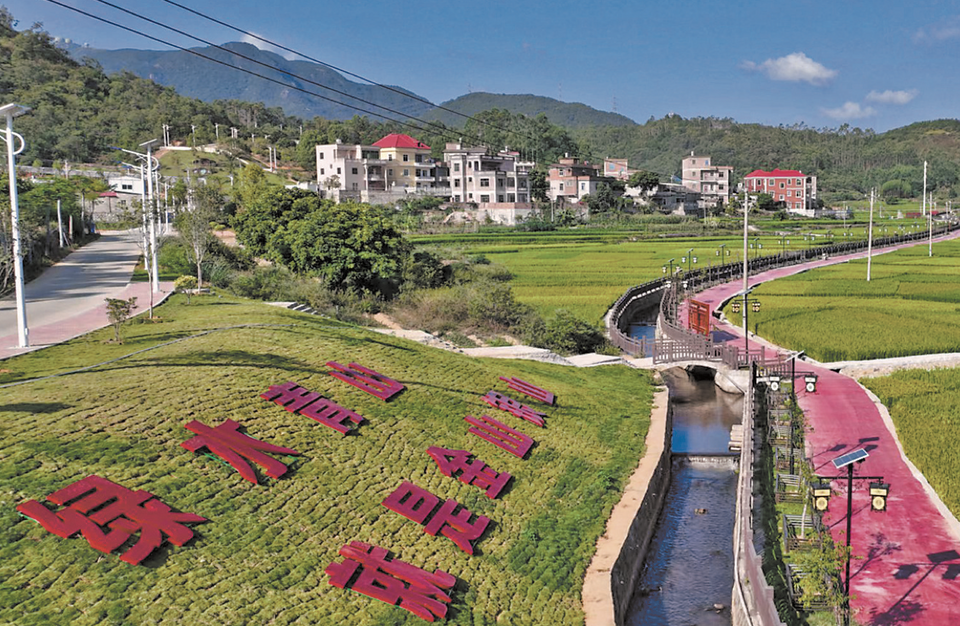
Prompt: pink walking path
<box><xmin>0</xmin><ymin>281</ymin><xmax>173</xmax><ymax>361</ymax></box>
<box><xmin>683</xmin><ymin>234</ymin><xmax>960</xmax><ymax>625</ymax></box>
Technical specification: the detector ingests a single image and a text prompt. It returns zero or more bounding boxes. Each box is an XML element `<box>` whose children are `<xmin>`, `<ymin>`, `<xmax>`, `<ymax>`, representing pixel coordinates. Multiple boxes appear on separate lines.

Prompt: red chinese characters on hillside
<box><xmin>482</xmin><ymin>390</ymin><xmax>546</xmax><ymax>427</ymax></box>
<box><xmin>499</xmin><ymin>376</ymin><xmax>556</xmax><ymax>406</ymax></box>
<box><xmin>465</xmin><ymin>414</ymin><xmax>534</xmax><ymax>459</ymax></box>
<box><xmin>181</xmin><ymin>419</ymin><xmax>300</xmax><ymax>485</ymax></box>
<box><xmin>261</xmin><ymin>381</ymin><xmax>364</xmax><ymax>435</ymax></box>
<box><xmin>326</xmin><ymin>541</ymin><xmax>455</xmax><ymax>622</ymax></box>
<box><xmin>426</xmin><ymin>447</ymin><xmax>511</xmax><ymax>499</ymax></box>
<box><xmin>16</xmin><ymin>475</ymin><xmax>205</xmax><ymax>565</ymax></box>
<box><xmin>382</xmin><ymin>482</ymin><xmax>490</xmax><ymax>555</ymax></box>
<box><xmin>328</xmin><ymin>362</ymin><xmax>405</xmax><ymax>401</ymax></box>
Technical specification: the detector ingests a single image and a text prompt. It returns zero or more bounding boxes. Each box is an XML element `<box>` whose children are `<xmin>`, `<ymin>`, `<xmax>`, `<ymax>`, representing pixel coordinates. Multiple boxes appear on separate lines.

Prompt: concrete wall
<box><xmin>582</xmin><ymin>386</ymin><xmax>673</xmax><ymax>626</ymax></box>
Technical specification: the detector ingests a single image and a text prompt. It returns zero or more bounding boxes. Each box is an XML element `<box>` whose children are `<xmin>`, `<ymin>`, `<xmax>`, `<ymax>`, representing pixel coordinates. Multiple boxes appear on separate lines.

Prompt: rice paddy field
<box><xmin>419</xmin><ymin>224</ymin><xmax>930</xmax><ymax>323</ymax></box>
<box><xmin>723</xmin><ymin>238</ymin><xmax>960</xmax><ymax>361</ymax></box>
<box><xmin>862</xmin><ymin>368</ymin><xmax>960</xmax><ymax>518</ymax></box>
<box><xmin>0</xmin><ymin>294</ymin><xmax>654</xmax><ymax>626</ymax></box>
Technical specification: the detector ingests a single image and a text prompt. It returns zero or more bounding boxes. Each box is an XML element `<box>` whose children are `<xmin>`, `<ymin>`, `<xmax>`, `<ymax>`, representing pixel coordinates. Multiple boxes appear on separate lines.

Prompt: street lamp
<box><xmin>818</xmin><ymin>448</ymin><xmax>889</xmax><ymax>626</ymax></box>
<box><xmin>661</xmin><ymin>257</ymin><xmax>676</xmax><ymax>277</ymax></box>
<box><xmin>113</xmin><ymin>141</ymin><xmax>161</xmax><ymax>293</ymax></box>
<box><xmin>1</xmin><ymin>102</ymin><xmax>31</xmax><ymax>348</ymax></box>
<box><xmin>730</xmin><ymin>293</ymin><xmax>760</xmax><ymax>360</ymax></box>
<box><xmin>681</xmin><ymin>248</ymin><xmax>696</xmax><ymax>272</ymax></box>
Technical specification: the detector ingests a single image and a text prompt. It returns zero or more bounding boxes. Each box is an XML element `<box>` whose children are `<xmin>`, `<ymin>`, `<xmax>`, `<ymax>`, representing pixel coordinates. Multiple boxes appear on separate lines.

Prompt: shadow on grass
<box><xmin>91</xmin><ymin>349</ymin><xmax>327</xmax><ymax>375</ymax></box>
<box><xmin>0</xmin><ymin>402</ymin><xmax>72</xmax><ymax>414</ymax></box>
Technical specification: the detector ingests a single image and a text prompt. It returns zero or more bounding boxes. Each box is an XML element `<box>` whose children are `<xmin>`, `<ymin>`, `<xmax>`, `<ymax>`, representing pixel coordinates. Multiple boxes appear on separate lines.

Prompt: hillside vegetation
<box><xmin>0</xmin><ymin>294</ymin><xmax>654</xmax><ymax>626</ymax></box>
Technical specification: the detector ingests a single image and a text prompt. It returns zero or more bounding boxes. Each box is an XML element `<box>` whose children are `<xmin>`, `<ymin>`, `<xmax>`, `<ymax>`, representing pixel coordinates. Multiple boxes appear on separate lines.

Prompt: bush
<box><xmin>467</xmin><ymin>282</ymin><xmax>527</xmax><ymax>330</ymax></box>
<box><xmin>535</xmin><ymin>309</ymin><xmax>609</xmax><ymax>355</ymax></box>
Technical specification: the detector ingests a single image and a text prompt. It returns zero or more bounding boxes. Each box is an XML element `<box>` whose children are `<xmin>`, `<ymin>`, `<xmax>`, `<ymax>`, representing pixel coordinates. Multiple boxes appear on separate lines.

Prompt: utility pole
<box><xmin>214</xmin><ymin>123</ymin><xmax>219</xmax><ymax>141</ymax></box>
<box><xmin>867</xmin><ymin>188</ymin><xmax>874</xmax><ymax>282</ymax></box>
<box><xmin>922</xmin><ymin>160</ymin><xmax>928</xmax><ymax>216</ymax></box>
<box><xmin>191</xmin><ymin>124</ymin><xmax>197</xmax><ymax>147</ymax></box>
<box><xmin>2</xmin><ymin>103</ymin><xmax>31</xmax><ymax>347</ymax></box>
<box><xmin>56</xmin><ymin>199</ymin><xmax>64</xmax><ymax>247</ymax></box>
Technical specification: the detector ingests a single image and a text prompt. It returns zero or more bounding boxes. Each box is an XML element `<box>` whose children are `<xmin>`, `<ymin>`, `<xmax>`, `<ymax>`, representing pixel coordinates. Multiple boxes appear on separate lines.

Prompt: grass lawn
<box><xmin>862</xmin><ymin>369</ymin><xmax>960</xmax><ymax>519</ymax></box>
<box><xmin>0</xmin><ymin>294</ymin><xmax>654</xmax><ymax>626</ymax></box>
<box><xmin>723</xmin><ymin>238</ymin><xmax>960</xmax><ymax>361</ymax></box>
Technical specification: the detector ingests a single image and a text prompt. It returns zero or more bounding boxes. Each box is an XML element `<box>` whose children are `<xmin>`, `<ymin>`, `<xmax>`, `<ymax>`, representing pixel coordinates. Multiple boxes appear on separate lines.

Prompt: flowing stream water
<box><xmin>625</xmin><ymin>368</ymin><xmax>743</xmax><ymax>626</ymax></box>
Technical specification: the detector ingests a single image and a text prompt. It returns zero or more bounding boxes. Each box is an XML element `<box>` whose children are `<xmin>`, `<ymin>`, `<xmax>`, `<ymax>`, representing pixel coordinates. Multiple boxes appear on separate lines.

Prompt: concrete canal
<box><xmin>625</xmin><ymin>368</ymin><xmax>742</xmax><ymax>625</ymax></box>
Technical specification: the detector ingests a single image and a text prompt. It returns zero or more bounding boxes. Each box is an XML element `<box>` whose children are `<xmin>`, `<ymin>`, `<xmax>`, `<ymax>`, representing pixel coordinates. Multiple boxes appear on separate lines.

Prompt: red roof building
<box><xmin>743</xmin><ymin>168</ymin><xmax>818</xmax><ymax>212</ymax></box>
<box><xmin>372</xmin><ymin>133</ymin><xmax>431</xmax><ymax>150</ymax></box>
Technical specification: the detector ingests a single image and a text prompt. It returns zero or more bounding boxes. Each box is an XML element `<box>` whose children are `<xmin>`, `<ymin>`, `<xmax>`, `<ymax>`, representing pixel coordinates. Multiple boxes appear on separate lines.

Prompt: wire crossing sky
<box><xmin>6</xmin><ymin>0</ymin><xmax>958</xmax><ymax>132</ymax></box>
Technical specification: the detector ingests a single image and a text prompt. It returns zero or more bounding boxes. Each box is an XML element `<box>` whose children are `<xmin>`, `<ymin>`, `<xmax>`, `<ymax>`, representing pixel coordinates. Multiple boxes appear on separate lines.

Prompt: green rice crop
<box><xmin>863</xmin><ymin>368</ymin><xmax>960</xmax><ymax>518</ymax></box>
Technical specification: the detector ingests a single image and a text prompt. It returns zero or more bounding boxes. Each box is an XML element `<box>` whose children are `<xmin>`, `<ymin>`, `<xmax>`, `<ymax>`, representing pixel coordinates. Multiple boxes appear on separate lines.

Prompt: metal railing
<box><xmin>606</xmin><ymin>220</ymin><xmax>960</xmax><ymax>366</ymax></box>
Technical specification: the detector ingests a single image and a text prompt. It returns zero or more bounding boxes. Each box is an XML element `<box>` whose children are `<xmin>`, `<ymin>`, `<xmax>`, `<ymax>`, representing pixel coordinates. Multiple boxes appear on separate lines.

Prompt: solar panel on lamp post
<box><xmin>1</xmin><ymin>103</ymin><xmax>31</xmax><ymax>348</ymax></box>
<box><xmin>832</xmin><ymin>448</ymin><xmax>869</xmax><ymax>626</ymax></box>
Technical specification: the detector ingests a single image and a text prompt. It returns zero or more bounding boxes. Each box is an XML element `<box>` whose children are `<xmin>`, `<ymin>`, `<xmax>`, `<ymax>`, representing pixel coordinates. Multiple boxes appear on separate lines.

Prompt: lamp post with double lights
<box><xmin>113</xmin><ymin>141</ymin><xmax>161</xmax><ymax>294</ymax></box>
<box><xmin>1</xmin><ymin>103</ymin><xmax>31</xmax><ymax>348</ymax></box>
<box><xmin>814</xmin><ymin>448</ymin><xmax>890</xmax><ymax>626</ymax></box>
<box><xmin>730</xmin><ymin>292</ymin><xmax>761</xmax><ymax>361</ymax></box>
<box><xmin>681</xmin><ymin>248</ymin><xmax>697</xmax><ymax>273</ymax></box>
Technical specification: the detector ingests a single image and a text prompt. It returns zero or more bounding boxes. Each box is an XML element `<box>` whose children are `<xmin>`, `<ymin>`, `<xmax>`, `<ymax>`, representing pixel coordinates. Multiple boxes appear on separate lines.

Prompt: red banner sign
<box><xmin>688</xmin><ymin>299</ymin><xmax>711</xmax><ymax>337</ymax></box>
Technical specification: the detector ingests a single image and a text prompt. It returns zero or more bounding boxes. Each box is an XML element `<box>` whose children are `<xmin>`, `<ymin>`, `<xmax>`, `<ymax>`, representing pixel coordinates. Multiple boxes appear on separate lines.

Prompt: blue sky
<box><xmin>6</xmin><ymin>0</ymin><xmax>959</xmax><ymax>131</ymax></box>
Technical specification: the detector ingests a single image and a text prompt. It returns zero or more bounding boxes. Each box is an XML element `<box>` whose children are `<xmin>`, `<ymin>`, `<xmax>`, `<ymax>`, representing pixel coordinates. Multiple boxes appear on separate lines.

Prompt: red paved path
<box><xmin>685</xmin><ymin>234</ymin><xmax>960</xmax><ymax>625</ymax></box>
<box><xmin>0</xmin><ymin>281</ymin><xmax>173</xmax><ymax>360</ymax></box>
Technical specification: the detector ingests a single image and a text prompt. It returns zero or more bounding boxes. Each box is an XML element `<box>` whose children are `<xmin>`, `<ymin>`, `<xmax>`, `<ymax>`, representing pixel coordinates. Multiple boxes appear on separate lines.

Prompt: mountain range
<box><xmin>62</xmin><ymin>41</ymin><xmax>634</xmax><ymax>128</ymax></box>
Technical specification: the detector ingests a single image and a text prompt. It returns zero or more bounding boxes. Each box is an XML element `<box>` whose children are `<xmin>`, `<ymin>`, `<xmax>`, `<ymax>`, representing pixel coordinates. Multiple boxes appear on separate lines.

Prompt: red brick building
<box><xmin>743</xmin><ymin>169</ymin><xmax>818</xmax><ymax>213</ymax></box>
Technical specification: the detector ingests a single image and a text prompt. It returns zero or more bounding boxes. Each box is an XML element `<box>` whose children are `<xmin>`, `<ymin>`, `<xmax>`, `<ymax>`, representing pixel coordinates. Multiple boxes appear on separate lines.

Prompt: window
<box><xmin>480</xmin><ymin>178</ymin><xmax>490</xmax><ymax>187</ymax></box>
<box><xmin>559</xmin><ymin>183</ymin><xmax>565</xmax><ymax>191</ymax></box>
<box><xmin>352</xmin><ymin>183</ymin><xmax>358</xmax><ymax>190</ymax></box>
<box><xmin>796</xmin><ymin>178</ymin><xmax>802</xmax><ymax>185</ymax></box>
<box><xmin>320</xmin><ymin>168</ymin><xmax>325</xmax><ymax>175</ymax></box>
<box><xmin>779</xmin><ymin>195</ymin><xmax>785</xmax><ymax>201</ymax></box>
<box><xmin>497</xmin><ymin>178</ymin><xmax>504</xmax><ymax>187</ymax></box>
<box><xmin>388</xmin><ymin>169</ymin><xmax>393</xmax><ymax>176</ymax></box>
<box><xmin>581</xmin><ymin>182</ymin><xmax>586</xmax><ymax>190</ymax></box>
<box><xmin>719</xmin><ymin>184</ymin><xmax>725</xmax><ymax>190</ymax></box>
<box><xmin>779</xmin><ymin>182</ymin><xmax>785</xmax><ymax>189</ymax></box>
<box><xmin>519</xmin><ymin>179</ymin><xmax>527</xmax><ymax>189</ymax></box>
<box><xmin>454</xmin><ymin>195</ymin><xmax>461</xmax><ymax>202</ymax></box>
<box><xmin>468</xmin><ymin>177</ymin><xmax>473</xmax><ymax>183</ymax></box>
<box><xmin>454</xmin><ymin>179</ymin><xmax>460</xmax><ymax>188</ymax></box>
<box><xmin>468</xmin><ymin>161</ymin><xmax>472</xmax><ymax>170</ymax></box>
<box><xmin>705</xmin><ymin>159</ymin><xmax>709</xmax><ymax>165</ymax></box>
<box><xmin>474</xmin><ymin>161</ymin><xmax>480</xmax><ymax>170</ymax></box>
<box><xmin>507</xmin><ymin>178</ymin><xmax>515</xmax><ymax>187</ymax></box>
<box><xmin>507</xmin><ymin>193</ymin><xmax>515</xmax><ymax>202</ymax></box>
<box><xmin>454</xmin><ymin>163</ymin><xmax>460</xmax><ymax>172</ymax></box>
<box><xmin>121</xmin><ymin>184</ymin><xmax>133</xmax><ymax>190</ymax></box>
<box><xmin>403</xmin><ymin>154</ymin><xmax>409</xmax><ymax>162</ymax></box>
<box><xmin>787</xmin><ymin>190</ymin><xmax>792</xmax><ymax>197</ymax></box>
<box><xmin>337</xmin><ymin>167</ymin><xmax>341</xmax><ymax>175</ymax></box>
<box><xmin>768</xmin><ymin>178</ymin><xmax>774</xmax><ymax>185</ymax></box>
<box><xmin>415</xmin><ymin>155</ymin><xmax>422</xmax><ymax>163</ymax></box>
<box><xmin>498</xmin><ymin>195</ymin><xmax>504</xmax><ymax>202</ymax></box>
<box><xmin>480</xmin><ymin>194</ymin><xmax>490</xmax><ymax>203</ymax></box>
<box><xmin>352</xmin><ymin>167</ymin><xmax>358</xmax><ymax>175</ymax></box>
<box><xmin>518</xmin><ymin>194</ymin><xmax>527</xmax><ymax>202</ymax></box>
<box><xmin>403</xmin><ymin>169</ymin><xmax>409</xmax><ymax>177</ymax></box>
<box><xmin>319</xmin><ymin>152</ymin><xmax>324</xmax><ymax>159</ymax></box>
<box><xmin>468</xmin><ymin>193</ymin><xmax>473</xmax><ymax>200</ymax></box>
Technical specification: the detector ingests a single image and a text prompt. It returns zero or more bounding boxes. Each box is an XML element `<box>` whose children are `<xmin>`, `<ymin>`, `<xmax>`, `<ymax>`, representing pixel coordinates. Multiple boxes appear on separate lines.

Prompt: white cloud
<box><xmin>914</xmin><ymin>16</ymin><xmax>960</xmax><ymax>42</ymax></box>
<box><xmin>822</xmin><ymin>102</ymin><xmax>877</xmax><ymax>120</ymax></box>
<box><xmin>239</xmin><ymin>33</ymin><xmax>297</xmax><ymax>60</ymax></box>
<box><xmin>742</xmin><ymin>52</ymin><xmax>837</xmax><ymax>85</ymax></box>
<box><xmin>865</xmin><ymin>89</ymin><xmax>918</xmax><ymax>105</ymax></box>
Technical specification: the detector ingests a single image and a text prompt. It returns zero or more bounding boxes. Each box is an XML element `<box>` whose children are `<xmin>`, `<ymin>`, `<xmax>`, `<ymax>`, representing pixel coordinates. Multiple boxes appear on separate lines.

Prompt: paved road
<box><xmin>0</xmin><ymin>231</ymin><xmax>170</xmax><ymax>357</ymax></box>
<box><xmin>686</xmin><ymin>231</ymin><xmax>960</xmax><ymax>626</ymax></box>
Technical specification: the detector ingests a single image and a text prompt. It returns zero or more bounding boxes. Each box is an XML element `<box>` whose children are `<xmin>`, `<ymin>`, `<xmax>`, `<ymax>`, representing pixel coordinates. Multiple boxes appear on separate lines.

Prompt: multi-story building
<box><xmin>681</xmin><ymin>153</ymin><xmax>733</xmax><ymax>207</ymax></box>
<box><xmin>548</xmin><ymin>156</ymin><xmax>604</xmax><ymax>202</ymax></box>
<box><xmin>315</xmin><ymin>141</ymin><xmax>385</xmax><ymax>195</ymax></box>
<box><xmin>443</xmin><ymin>143</ymin><xmax>532</xmax><ymax>205</ymax></box>
<box><xmin>372</xmin><ymin>133</ymin><xmax>434</xmax><ymax>191</ymax></box>
<box><xmin>743</xmin><ymin>169</ymin><xmax>818</xmax><ymax>213</ymax></box>
<box><xmin>602</xmin><ymin>158</ymin><xmax>635</xmax><ymax>181</ymax></box>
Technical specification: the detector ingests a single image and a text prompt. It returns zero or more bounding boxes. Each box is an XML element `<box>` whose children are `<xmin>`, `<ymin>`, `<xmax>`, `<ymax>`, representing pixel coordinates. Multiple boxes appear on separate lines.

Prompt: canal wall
<box><xmin>582</xmin><ymin>386</ymin><xmax>673</xmax><ymax>626</ymax></box>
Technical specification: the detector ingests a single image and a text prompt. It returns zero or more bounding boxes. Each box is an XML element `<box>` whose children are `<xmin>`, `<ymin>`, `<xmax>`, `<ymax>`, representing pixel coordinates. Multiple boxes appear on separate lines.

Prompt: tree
<box><xmin>755</xmin><ymin>193</ymin><xmax>778</xmax><ymax>212</ymax></box>
<box><xmin>174</xmin><ymin>275</ymin><xmax>198</xmax><ymax>304</ymax></box>
<box><xmin>628</xmin><ymin>170</ymin><xmax>660</xmax><ymax>193</ymax></box>
<box><xmin>323</xmin><ymin>175</ymin><xmax>341</xmax><ymax>193</ymax></box>
<box><xmin>176</xmin><ymin>185</ymin><xmax>220</xmax><ymax>288</ymax></box>
<box><xmin>105</xmin><ymin>297</ymin><xmax>137</xmax><ymax>343</ymax></box>
<box><xmin>529</xmin><ymin>170</ymin><xmax>549</xmax><ymax>203</ymax></box>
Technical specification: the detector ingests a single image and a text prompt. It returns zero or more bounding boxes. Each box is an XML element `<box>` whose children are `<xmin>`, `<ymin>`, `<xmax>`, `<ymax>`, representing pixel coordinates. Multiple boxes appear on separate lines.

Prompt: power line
<box><xmin>41</xmin><ymin>0</ymin><xmax>497</xmax><ymax>152</ymax></box>
<box><xmin>90</xmin><ymin>0</ymin><xmax>480</xmax><ymax>146</ymax></box>
<box><xmin>160</xmin><ymin>0</ymin><xmax>501</xmax><ymax>134</ymax></box>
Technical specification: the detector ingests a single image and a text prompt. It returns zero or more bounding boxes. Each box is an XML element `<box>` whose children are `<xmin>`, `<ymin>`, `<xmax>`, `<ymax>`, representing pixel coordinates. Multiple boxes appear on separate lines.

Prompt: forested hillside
<box><xmin>423</xmin><ymin>92</ymin><xmax>636</xmax><ymax>129</ymax></box>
